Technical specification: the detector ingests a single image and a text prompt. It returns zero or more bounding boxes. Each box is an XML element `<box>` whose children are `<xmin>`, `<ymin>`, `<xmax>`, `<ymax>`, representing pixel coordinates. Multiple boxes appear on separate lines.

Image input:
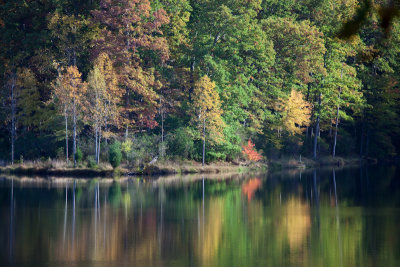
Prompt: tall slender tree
<box><xmin>192</xmin><ymin>75</ymin><xmax>224</xmax><ymax>166</ymax></box>
<box><xmin>52</xmin><ymin>65</ymin><xmax>86</xmax><ymax>167</ymax></box>
<box><xmin>87</xmin><ymin>53</ymin><xmax>121</xmax><ymax>164</ymax></box>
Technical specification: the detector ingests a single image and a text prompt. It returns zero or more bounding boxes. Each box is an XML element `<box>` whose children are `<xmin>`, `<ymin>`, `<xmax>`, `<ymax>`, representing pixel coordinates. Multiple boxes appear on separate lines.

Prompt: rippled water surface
<box><xmin>1</xmin><ymin>165</ymin><xmax>400</xmax><ymax>267</ymax></box>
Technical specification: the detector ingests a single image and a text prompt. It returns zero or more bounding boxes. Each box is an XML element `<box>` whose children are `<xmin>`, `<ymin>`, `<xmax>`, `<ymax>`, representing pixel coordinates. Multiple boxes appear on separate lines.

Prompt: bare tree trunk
<box><xmin>360</xmin><ymin>120</ymin><xmax>365</xmax><ymax>158</ymax></box>
<box><xmin>160</xmin><ymin>96</ymin><xmax>165</xmax><ymax>158</ymax></box>
<box><xmin>313</xmin><ymin>93</ymin><xmax>321</xmax><ymax>160</ymax></box>
<box><xmin>95</xmin><ymin>128</ymin><xmax>98</xmax><ymax>164</ymax></box>
<box><xmin>65</xmin><ymin>110</ymin><xmax>69</xmax><ymax>164</ymax></box>
<box><xmin>189</xmin><ymin>55</ymin><xmax>196</xmax><ymax>101</ymax></box>
<box><xmin>161</xmin><ymin>109</ymin><xmax>164</xmax><ymax>145</ymax></box>
<box><xmin>202</xmin><ymin>116</ymin><xmax>205</xmax><ymax>167</ymax></box>
<box><xmin>97</xmin><ymin>129</ymin><xmax>101</xmax><ymax>164</ymax></box>
<box><xmin>73</xmin><ymin>99</ymin><xmax>77</xmax><ymax>168</ymax></box>
<box><xmin>366</xmin><ymin>128</ymin><xmax>370</xmax><ymax>158</ymax></box>
<box><xmin>333</xmin><ymin>70</ymin><xmax>343</xmax><ymax>158</ymax></box>
<box><xmin>8</xmin><ymin>72</ymin><xmax>17</xmax><ymax>165</ymax></box>
<box><xmin>11</xmin><ymin>84</ymin><xmax>15</xmax><ymax>165</ymax></box>
<box><xmin>332</xmin><ymin>92</ymin><xmax>341</xmax><ymax>157</ymax></box>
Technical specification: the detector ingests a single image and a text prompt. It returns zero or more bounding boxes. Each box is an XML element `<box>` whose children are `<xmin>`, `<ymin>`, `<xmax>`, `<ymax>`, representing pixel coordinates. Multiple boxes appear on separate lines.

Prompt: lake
<box><xmin>1</xmin><ymin>165</ymin><xmax>400</xmax><ymax>267</ymax></box>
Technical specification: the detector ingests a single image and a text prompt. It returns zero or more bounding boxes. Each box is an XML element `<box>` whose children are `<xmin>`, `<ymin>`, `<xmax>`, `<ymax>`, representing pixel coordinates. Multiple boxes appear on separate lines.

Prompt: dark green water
<box><xmin>1</xmin><ymin>165</ymin><xmax>400</xmax><ymax>267</ymax></box>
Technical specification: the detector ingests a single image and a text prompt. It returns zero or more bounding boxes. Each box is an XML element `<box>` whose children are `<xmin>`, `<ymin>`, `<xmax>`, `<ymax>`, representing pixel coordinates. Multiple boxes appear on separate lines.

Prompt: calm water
<box><xmin>1</xmin><ymin>165</ymin><xmax>400</xmax><ymax>267</ymax></box>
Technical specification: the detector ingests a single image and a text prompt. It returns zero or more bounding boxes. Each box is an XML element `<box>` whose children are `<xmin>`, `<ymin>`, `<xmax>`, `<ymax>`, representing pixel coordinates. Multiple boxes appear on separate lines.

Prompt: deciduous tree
<box><xmin>192</xmin><ymin>75</ymin><xmax>224</xmax><ymax>165</ymax></box>
<box><xmin>281</xmin><ymin>89</ymin><xmax>311</xmax><ymax>135</ymax></box>
<box><xmin>87</xmin><ymin>53</ymin><xmax>122</xmax><ymax>164</ymax></box>
<box><xmin>92</xmin><ymin>0</ymin><xmax>170</xmax><ymax>134</ymax></box>
<box><xmin>52</xmin><ymin>65</ymin><xmax>87</xmax><ymax>167</ymax></box>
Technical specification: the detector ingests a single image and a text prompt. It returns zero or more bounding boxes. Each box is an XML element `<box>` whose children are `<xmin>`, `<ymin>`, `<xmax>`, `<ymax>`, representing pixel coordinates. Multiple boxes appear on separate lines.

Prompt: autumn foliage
<box><xmin>242</xmin><ymin>139</ymin><xmax>262</xmax><ymax>162</ymax></box>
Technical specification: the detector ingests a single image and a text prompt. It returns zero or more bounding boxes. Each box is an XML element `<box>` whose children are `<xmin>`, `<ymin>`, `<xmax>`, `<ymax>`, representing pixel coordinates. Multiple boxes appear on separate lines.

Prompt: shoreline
<box><xmin>0</xmin><ymin>156</ymin><xmax>373</xmax><ymax>179</ymax></box>
<box><xmin>0</xmin><ymin>161</ymin><xmax>261</xmax><ymax>178</ymax></box>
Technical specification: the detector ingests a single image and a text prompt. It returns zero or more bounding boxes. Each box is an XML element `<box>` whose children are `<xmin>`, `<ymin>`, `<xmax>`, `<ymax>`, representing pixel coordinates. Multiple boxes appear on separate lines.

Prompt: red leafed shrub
<box><xmin>242</xmin><ymin>139</ymin><xmax>262</xmax><ymax>162</ymax></box>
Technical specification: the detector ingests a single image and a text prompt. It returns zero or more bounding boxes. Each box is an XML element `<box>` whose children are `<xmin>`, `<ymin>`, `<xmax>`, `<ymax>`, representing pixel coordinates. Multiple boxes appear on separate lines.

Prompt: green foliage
<box><xmin>0</xmin><ymin>0</ymin><xmax>399</xmax><ymax>162</ymax></box>
<box><xmin>207</xmin><ymin>151</ymin><xmax>226</xmax><ymax>162</ymax></box>
<box><xmin>87</xmin><ymin>156</ymin><xmax>97</xmax><ymax>169</ymax></box>
<box><xmin>108</xmin><ymin>141</ymin><xmax>122</xmax><ymax>168</ymax></box>
<box><xmin>122</xmin><ymin>135</ymin><xmax>159</xmax><ymax>166</ymax></box>
<box><xmin>76</xmin><ymin>147</ymin><xmax>83</xmax><ymax>163</ymax></box>
<box><xmin>167</xmin><ymin>127</ymin><xmax>195</xmax><ymax>159</ymax></box>
<box><xmin>121</xmin><ymin>139</ymin><xmax>133</xmax><ymax>160</ymax></box>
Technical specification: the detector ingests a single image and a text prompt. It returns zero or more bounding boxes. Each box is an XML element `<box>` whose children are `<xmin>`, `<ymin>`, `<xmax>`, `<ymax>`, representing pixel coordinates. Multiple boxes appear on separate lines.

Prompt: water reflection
<box><xmin>242</xmin><ymin>178</ymin><xmax>261</xmax><ymax>202</ymax></box>
<box><xmin>0</xmin><ymin>165</ymin><xmax>400</xmax><ymax>267</ymax></box>
<box><xmin>9</xmin><ymin>178</ymin><xmax>14</xmax><ymax>264</ymax></box>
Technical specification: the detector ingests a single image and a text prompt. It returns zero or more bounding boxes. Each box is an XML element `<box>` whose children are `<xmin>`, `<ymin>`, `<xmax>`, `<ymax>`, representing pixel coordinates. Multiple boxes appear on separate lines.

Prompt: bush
<box><xmin>76</xmin><ymin>147</ymin><xmax>83</xmax><ymax>163</ymax></box>
<box><xmin>109</xmin><ymin>141</ymin><xmax>122</xmax><ymax>168</ymax></box>
<box><xmin>125</xmin><ymin>134</ymin><xmax>159</xmax><ymax>166</ymax></box>
<box><xmin>121</xmin><ymin>139</ymin><xmax>133</xmax><ymax>160</ymax></box>
<box><xmin>87</xmin><ymin>156</ymin><xmax>97</xmax><ymax>168</ymax></box>
<box><xmin>167</xmin><ymin>127</ymin><xmax>195</xmax><ymax>159</ymax></box>
<box><xmin>207</xmin><ymin>151</ymin><xmax>226</xmax><ymax>162</ymax></box>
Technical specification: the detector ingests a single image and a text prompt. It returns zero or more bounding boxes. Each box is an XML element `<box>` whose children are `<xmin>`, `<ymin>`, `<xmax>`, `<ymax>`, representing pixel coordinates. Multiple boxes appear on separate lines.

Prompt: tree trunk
<box><xmin>360</xmin><ymin>120</ymin><xmax>365</xmax><ymax>158</ymax></box>
<box><xmin>161</xmin><ymin>108</ymin><xmax>164</xmax><ymax>149</ymax></box>
<box><xmin>332</xmin><ymin>90</ymin><xmax>341</xmax><ymax>157</ymax></box>
<box><xmin>332</xmin><ymin>70</ymin><xmax>343</xmax><ymax>158</ymax></box>
<box><xmin>313</xmin><ymin>93</ymin><xmax>321</xmax><ymax>160</ymax></box>
<box><xmin>95</xmin><ymin>128</ymin><xmax>98</xmax><ymax>164</ymax></box>
<box><xmin>65</xmin><ymin>110</ymin><xmax>69</xmax><ymax>164</ymax></box>
<box><xmin>202</xmin><ymin>116</ymin><xmax>205</xmax><ymax>167</ymax></box>
<box><xmin>189</xmin><ymin>56</ymin><xmax>196</xmax><ymax>101</ymax></box>
<box><xmin>73</xmin><ymin>99</ymin><xmax>77</xmax><ymax>168</ymax></box>
<box><xmin>160</xmin><ymin>98</ymin><xmax>165</xmax><ymax>158</ymax></box>
<box><xmin>366</xmin><ymin>128</ymin><xmax>370</xmax><ymax>158</ymax></box>
<box><xmin>97</xmin><ymin>129</ymin><xmax>101</xmax><ymax>164</ymax></box>
<box><xmin>11</xmin><ymin>97</ymin><xmax>15</xmax><ymax>165</ymax></box>
<box><xmin>10</xmin><ymin>73</ymin><xmax>16</xmax><ymax>165</ymax></box>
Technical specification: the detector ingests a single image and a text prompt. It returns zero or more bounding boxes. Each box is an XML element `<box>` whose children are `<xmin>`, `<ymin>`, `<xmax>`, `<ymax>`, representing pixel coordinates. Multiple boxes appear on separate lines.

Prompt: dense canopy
<box><xmin>1</xmin><ymin>0</ymin><xmax>399</xmax><ymax>164</ymax></box>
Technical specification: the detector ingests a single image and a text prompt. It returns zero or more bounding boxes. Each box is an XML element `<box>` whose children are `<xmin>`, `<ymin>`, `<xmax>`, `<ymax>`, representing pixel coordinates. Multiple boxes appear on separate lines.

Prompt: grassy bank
<box><xmin>0</xmin><ymin>160</ymin><xmax>118</xmax><ymax>178</ymax></box>
<box><xmin>0</xmin><ymin>156</ymin><xmax>366</xmax><ymax>179</ymax></box>
<box><xmin>0</xmin><ymin>165</ymin><xmax>117</xmax><ymax>178</ymax></box>
<box><xmin>135</xmin><ymin>160</ymin><xmax>267</xmax><ymax>175</ymax></box>
<box><xmin>269</xmin><ymin>156</ymin><xmax>363</xmax><ymax>171</ymax></box>
<box><xmin>0</xmin><ymin>159</ymin><xmax>265</xmax><ymax>178</ymax></box>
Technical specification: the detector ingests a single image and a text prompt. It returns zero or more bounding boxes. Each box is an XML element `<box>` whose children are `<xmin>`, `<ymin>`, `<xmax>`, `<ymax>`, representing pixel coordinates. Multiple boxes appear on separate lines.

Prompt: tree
<box><xmin>109</xmin><ymin>140</ymin><xmax>122</xmax><ymax>168</ymax></box>
<box><xmin>52</xmin><ymin>65</ymin><xmax>87</xmax><ymax>167</ymax></box>
<box><xmin>281</xmin><ymin>89</ymin><xmax>311</xmax><ymax>135</ymax></box>
<box><xmin>322</xmin><ymin>39</ymin><xmax>363</xmax><ymax>157</ymax></box>
<box><xmin>48</xmin><ymin>11</ymin><xmax>95</xmax><ymax>68</ymax></box>
<box><xmin>4</xmin><ymin>70</ymin><xmax>17</xmax><ymax>164</ymax></box>
<box><xmin>192</xmin><ymin>75</ymin><xmax>224</xmax><ymax>165</ymax></box>
<box><xmin>242</xmin><ymin>139</ymin><xmax>262</xmax><ymax>162</ymax></box>
<box><xmin>87</xmin><ymin>53</ymin><xmax>122</xmax><ymax>164</ymax></box>
<box><xmin>92</xmin><ymin>0</ymin><xmax>170</xmax><ymax>134</ymax></box>
<box><xmin>2</xmin><ymin>67</ymin><xmax>41</xmax><ymax>164</ymax></box>
<box><xmin>15</xmin><ymin>68</ymin><xmax>41</xmax><ymax>129</ymax></box>
<box><xmin>262</xmin><ymin>16</ymin><xmax>326</xmax><ymax>158</ymax></box>
<box><xmin>263</xmin><ymin>17</ymin><xmax>326</xmax><ymax>91</ymax></box>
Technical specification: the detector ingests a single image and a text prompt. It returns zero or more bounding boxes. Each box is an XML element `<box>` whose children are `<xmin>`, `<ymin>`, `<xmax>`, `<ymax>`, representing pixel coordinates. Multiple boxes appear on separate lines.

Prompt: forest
<box><xmin>1</xmin><ymin>0</ymin><xmax>400</xmax><ymax>168</ymax></box>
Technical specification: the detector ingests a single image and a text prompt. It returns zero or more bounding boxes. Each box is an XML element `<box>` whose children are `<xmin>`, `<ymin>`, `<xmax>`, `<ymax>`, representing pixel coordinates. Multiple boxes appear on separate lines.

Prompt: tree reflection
<box><xmin>1</xmin><ymin>166</ymin><xmax>400</xmax><ymax>267</ymax></box>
